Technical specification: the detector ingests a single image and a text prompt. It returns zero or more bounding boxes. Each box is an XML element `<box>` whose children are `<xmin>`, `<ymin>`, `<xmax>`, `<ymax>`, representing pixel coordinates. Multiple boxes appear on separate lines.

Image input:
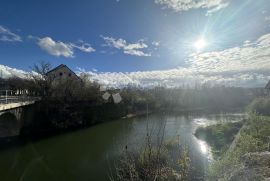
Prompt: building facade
<box><xmin>46</xmin><ymin>64</ymin><xmax>81</xmax><ymax>85</ymax></box>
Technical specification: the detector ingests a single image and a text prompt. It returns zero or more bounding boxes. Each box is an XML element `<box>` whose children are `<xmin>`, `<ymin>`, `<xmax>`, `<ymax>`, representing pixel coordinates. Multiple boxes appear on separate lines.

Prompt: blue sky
<box><xmin>1</xmin><ymin>0</ymin><xmax>270</xmax><ymax>87</ymax></box>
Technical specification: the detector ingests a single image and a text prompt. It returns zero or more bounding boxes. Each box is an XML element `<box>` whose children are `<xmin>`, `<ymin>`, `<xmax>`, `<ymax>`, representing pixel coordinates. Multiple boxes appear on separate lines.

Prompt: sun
<box><xmin>194</xmin><ymin>38</ymin><xmax>207</xmax><ymax>50</ymax></box>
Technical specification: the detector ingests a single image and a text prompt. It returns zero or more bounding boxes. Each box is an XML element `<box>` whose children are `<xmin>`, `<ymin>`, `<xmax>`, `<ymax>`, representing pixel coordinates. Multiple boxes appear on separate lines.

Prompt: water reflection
<box><xmin>193</xmin><ymin>113</ymin><xmax>247</xmax><ymax>127</ymax></box>
<box><xmin>193</xmin><ymin>118</ymin><xmax>209</xmax><ymax>126</ymax></box>
<box><xmin>198</xmin><ymin>140</ymin><xmax>207</xmax><ymax>154</ymax></box>
<box><xmin>192</xmin><ymin>113</ymin><xmax>246</xmax><ymax>162</ymax></box>
<box><xmin>197</xmin><ymin>139</ymin><xmax>213</xmax><ymax>161</ymax></box>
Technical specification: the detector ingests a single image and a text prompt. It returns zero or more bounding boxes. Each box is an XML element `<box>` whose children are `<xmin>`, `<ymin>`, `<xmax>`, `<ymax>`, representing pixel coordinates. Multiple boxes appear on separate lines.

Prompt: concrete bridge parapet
<box><xmin>0</xmin><ymin>101</ymin><xmax>36</xmax><ymax>138</ymax></box>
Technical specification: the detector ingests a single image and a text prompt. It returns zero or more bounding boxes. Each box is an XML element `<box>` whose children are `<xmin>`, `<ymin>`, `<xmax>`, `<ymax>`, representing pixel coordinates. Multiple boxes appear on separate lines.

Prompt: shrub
<box><xmin>111</xmin><ymin>136</ymin><xmax>191</xmax><ymax>181</ymax></box>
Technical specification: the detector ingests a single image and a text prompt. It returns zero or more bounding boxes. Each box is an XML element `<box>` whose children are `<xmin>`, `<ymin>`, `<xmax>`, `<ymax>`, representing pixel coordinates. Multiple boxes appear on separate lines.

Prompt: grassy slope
<box><xmin>209</xmin><ymin>113</ymin><xmax>270</xmax><ymax>180</ymax></box>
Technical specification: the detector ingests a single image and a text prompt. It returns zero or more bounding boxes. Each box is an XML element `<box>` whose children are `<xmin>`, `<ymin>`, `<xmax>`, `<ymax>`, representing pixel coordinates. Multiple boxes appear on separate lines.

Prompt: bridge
<box><xmin>0</xmin><ymin>90</ymin><xmax>40</xmax><ymax>138</ymax></box>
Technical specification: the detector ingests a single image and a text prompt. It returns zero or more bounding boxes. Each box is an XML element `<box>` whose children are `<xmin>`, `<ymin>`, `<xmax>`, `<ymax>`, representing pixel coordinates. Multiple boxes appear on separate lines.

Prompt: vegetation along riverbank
<box><xmin>195</xmin><ymin>121</ymin><xmax>244</xmax><ymax>158</ymax></box>
<box><xmin>195</xmin><ymin>98</ymin><xmax>270</xmax><ymax>180</ymax></box>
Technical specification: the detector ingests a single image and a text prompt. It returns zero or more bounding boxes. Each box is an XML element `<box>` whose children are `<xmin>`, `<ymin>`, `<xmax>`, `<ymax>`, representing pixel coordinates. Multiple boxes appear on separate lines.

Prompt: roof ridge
<box><xmin>46</xmin><ymin>64</ymin><xmax>81</xmax><ymax>80</ymax></box>
<box><xmin>46</xmin><ymin>64</ymin><xmax>67</xmax><ymax>74</ymax></box>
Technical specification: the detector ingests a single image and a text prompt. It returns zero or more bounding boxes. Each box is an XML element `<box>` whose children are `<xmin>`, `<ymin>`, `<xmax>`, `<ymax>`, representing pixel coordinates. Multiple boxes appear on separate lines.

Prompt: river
<box><xmin>0</xmin><ymin>113</ymin><xmax>246</xmax><ymax>181</ymax></box>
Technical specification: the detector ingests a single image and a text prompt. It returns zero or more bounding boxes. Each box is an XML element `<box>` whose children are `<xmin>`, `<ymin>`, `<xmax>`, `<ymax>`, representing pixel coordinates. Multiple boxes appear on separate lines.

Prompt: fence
<box><xmin>0</xmin><ymin>90</ymin><xmax>40</xmax><ymax>104</ymax></box>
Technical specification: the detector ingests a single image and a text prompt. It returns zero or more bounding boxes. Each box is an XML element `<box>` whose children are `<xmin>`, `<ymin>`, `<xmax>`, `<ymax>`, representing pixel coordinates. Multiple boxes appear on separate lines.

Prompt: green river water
<box><xmin>0</xmin><ymin>113</ymin><xmax>246</xmax><ymax>181</ymax></box>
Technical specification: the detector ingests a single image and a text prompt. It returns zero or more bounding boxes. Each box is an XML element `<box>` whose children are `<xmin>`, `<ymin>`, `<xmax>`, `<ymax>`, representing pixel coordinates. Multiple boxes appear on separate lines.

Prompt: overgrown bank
<box><xmin>208</xmin><ymin>113</ymin><xmax>270</xmax><ymax>180</ymax></box>
<box><xmin>20</xmin><ymin>100</ymin><xmax>127</xmax><ymax>136</ymax></box>
<box><xmin>195</xmin><ymin>98</ymin><xmax>270</xmax><ymax>180</ymax></box>
<box><xmin>195</xmin><ymin>121</ymin><xmax>244</xmax><ymax>158</ymax></box>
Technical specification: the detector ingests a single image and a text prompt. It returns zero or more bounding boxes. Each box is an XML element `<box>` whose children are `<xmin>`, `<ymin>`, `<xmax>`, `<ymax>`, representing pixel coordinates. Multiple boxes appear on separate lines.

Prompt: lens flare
<box><xmin>194</xmin><ymin>38</ymin><xmax>207</xmax><ymax>50</ymax></box>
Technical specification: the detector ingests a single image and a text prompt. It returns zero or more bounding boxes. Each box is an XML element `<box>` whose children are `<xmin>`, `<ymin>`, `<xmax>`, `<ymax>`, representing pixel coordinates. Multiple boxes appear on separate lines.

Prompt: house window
<box><xmin>68</xmin><ymin>73</ymin><xmax>72</xmax><ymax>77</ymax></box>
<box><xmin>59</xmin><ymin>72</ymin><xmax>63</xmax><ymax>76</ymax></box>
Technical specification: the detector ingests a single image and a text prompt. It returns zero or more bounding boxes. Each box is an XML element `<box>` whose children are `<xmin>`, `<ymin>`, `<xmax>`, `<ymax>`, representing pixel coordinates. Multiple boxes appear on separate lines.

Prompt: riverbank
<box><xmin>194</xmin><ymin>121</ymin><xmax>244</xmax><ymax>158</ymax></box>
<box><xmin>207</xmin><ymin>113</ymin><xmax>270</xmax><ymax>180</ymax></box>
<box><xmin>1</xmin><ymin>96</ymin><xmax>245</xmax><ymax>141</ymax></box>
<box><xmin>121</xmin><ymin>110</ymin><xmax>154</xmax><ymax>119</ymax></box>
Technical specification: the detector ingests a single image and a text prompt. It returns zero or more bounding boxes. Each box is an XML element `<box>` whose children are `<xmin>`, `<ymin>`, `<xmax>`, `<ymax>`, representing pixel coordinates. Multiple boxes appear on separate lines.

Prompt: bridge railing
<box><xmin>0</xmin><ymin>90</ymin><xmax>40</xmax><ymax>104</ymax></box>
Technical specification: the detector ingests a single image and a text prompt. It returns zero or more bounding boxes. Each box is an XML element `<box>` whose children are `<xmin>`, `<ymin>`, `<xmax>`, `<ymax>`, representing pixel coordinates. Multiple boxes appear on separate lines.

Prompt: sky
<box><xmin>1</xmin><ymin>0</ymin><xmax>270</xmax><ymax>87</ymax></box>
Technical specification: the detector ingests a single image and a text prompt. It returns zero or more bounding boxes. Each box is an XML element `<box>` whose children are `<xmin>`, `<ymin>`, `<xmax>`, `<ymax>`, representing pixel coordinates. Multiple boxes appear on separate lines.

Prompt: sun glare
<box><xmin>194</xmin><ymin>38</ymin><xmax>207</xmax><ymax>50</ymax></box>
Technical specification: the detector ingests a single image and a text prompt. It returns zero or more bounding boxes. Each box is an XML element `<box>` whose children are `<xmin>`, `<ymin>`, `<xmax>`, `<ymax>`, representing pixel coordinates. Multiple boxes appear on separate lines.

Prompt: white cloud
<box><xmin>37</xmin><ymin>37</ymin><xmax>95</xmax><ymax>58</ymax></box>
<box><xmin>38</xmin><ymin>37</ymin><xmax>74</xmax><ymax>57</ymax></box>
<box><xmin>78</xmin><ymin>32</ymin><xmax>270</xmax><ymax>88</ymax></box>
<box><xmin>188</xmin><ymin>33</ymin><xmax>270</xmax><ymax>74</ymax></box>
<box><xmin>0</xmin><ymin>25</ymin><xmax>22</xmax><ymax>42</ymax></box>
<box><xmin>0</xmin><ymin>65</ymin><xmax>27</xmax><ymax>78</ymax></box>
<box><xmin>2</xmin><ymin>32</ymin><xmax>270</xmax><ymax>88</ymax></box>
<box><xmin>70</xmin><ymin>40</ymin><xmax>96</xmax><ymax>53</ymax></box>
<box><xmin>102</xmin><ymin>36</ymin><xmax>151</xmax><ymax>57</ymax></box>
<box><xmin>155</xmin><ymin>0</ymin><xmax>230</xmax><ymax>15</ymax></box>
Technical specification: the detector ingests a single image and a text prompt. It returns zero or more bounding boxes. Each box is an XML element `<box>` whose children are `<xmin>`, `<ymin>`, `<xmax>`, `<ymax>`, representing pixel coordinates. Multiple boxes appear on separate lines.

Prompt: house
<box><xmin>46</xmin><ymin>64</ymin><xmax>83</xmax><ymax>97</ymax></box>
<box><xmin>46</xmin><ymin>64</ymin><xmax>81</xmax><ymax>85</ymax></box>
<box><xmin>265</xmin><ymin>80</ymin><xmax>270</xmax><ymax>96</ymax></box>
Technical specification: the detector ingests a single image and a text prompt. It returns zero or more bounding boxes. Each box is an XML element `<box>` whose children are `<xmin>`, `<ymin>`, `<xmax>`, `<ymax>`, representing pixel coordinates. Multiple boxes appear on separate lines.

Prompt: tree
<box><xmin>29</xmin><ymin>61</ymin><xmax>52</xmax><ymax>97</ymax></box>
